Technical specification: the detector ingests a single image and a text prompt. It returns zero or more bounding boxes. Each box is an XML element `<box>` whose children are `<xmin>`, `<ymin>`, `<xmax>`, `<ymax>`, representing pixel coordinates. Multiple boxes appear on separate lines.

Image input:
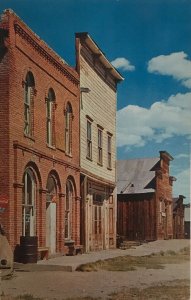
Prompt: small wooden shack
<box><xmin>173</xmin><ymin>195</ymin><xmax>185</xmax><ymax>239</ymax></box>
<box><xmin>184</xmin><ymin>203</ymin><xmax>190</xmax><ymax>239</ymax></box>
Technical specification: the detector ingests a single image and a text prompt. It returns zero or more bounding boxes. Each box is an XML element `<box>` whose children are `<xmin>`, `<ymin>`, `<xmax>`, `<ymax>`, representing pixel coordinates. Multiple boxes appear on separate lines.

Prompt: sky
<box><xmin>0</xmin><ymin>0</ymin><xmax>190</xmax><ymax>201</ymax></box>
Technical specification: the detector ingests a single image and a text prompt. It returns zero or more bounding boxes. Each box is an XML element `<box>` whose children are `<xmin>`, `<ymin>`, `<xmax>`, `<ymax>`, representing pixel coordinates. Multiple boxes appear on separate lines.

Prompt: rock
<box><xmin>0</xmin><ymin>232</ymin><xmax>13</xmax><ymax>277</ymax></box>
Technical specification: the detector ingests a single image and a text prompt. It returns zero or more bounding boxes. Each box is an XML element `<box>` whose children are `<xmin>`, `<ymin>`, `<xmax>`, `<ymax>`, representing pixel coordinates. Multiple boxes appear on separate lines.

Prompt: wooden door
<box><xmin>92</xmin><ymin>205</ymin><xmax>103</xmax><ymax>250</ymax></box>
<box><xmin>46</xmin><ymin>202</ymin><xmax>56</xmax><ymax>254</ymax></box>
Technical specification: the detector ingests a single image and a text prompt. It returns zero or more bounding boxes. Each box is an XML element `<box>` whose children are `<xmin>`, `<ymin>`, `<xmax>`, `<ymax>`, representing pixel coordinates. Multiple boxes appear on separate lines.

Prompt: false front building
<box><xmin>117</xmin><ymin>151</ymin><xmax>174</xmax><ymax>241</ymax></box>
<box><xmin>75</xmin><ymin>33</ymin><xmax>123</xmax><ymax>252</ymax></box>
<box><xmin>0</xmin><ymin>9</ymin><xmax>80</xmax><ymax>259</ymax></box>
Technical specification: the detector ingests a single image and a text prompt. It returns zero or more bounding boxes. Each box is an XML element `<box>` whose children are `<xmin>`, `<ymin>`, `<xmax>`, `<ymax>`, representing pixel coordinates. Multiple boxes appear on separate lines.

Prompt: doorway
<box><xmin>46</xmin><ymin>175</ymin><xmax>57</xmax><ymax>255</ymax></box>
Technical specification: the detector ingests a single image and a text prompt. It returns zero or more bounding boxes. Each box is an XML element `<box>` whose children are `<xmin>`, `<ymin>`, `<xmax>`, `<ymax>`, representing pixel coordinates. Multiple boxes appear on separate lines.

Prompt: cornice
<box><xmin>14</xmin><ymin>23</ymin><xmax>79</xmax><ymax>86</ymax></box>
<box><xmin>13</xmin><ymin>140</ymin><xmax>80</xmax><ymax>172</ymax></box>
<box><xmin>80</xmin><ymin>168</ymin><xmax>116</xmax><ymax>188</ymax></box>
<box><xmin>81</xmin><ymin>43</ymin><xmax>117</xmax><ymax>92</ymax></box>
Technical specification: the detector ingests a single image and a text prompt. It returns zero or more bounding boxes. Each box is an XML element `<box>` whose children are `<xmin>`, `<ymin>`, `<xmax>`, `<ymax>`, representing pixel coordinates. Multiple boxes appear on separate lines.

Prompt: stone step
<box><xmin>119</xmin><ymin>240</ymin><xmax>142</xmax><ymax>250</ymax></box>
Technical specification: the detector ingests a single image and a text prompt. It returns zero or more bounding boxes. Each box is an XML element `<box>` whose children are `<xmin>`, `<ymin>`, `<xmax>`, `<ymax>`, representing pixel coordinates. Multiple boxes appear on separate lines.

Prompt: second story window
<box><xmin>98</xmin><ymin>128</ymin><xmax>103</xmax><ymax>165</ymax></box>
<box><xmin>87</xmin><ymin>120</ymin><xmax>92</xmax><ymax>160</ymax></box>
<box><xmin>24</xmin><ymin>72</ymin><xmax>35</xmax><ymax>137</ymax></box>
<box><xmin>107</xmin><ymin>134</ymin><xmax>112</xmax><ymax>169</ymax></box>
<box><xmin>46</xmin><ymin>88</ymin><xmax>55</xmax><ymax>147</ymax></box>
<box><xmin>65</xmin><ymin>103</ymin><xmax>73</xmax><ymax>155</ymax></box>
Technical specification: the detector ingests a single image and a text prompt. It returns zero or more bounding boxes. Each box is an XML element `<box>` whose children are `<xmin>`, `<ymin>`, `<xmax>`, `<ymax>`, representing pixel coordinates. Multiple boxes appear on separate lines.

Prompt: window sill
<box><xmin>24</xmin><ymin>134</ymin><xmax>35</xmax><ymax>142</ymax></box>
<box><xmin>86</xmin><ymin>156</ymin><xmax>93</xmax><ymax>161</ymax></box>
<box><xmin>65</xmin><ymin>152</ymin><xmax>72</xmax><ymax>158</ymax></box>
<box><xmin>64</xmin><ymin>239</ymin><xmax>74</xmax><ymax>245</ymax></box>
<box><xmin>97</xmin><ymin>162</ymin><xmax>103</xmax><ymax>167</ymax></box>
<box><xmin>107</xmin><ymin>167</ymin><xmax>112</xmax><ymax>171</ymax></box>
<box><xmin>56</xmin><ymin>147</ymin><xmax>65</xmax><ymax>153</ymax></box>
<box><xmin>46</xmin><ymin>144</ymin><xmax>56</xmax><ymax>150</ymax></box>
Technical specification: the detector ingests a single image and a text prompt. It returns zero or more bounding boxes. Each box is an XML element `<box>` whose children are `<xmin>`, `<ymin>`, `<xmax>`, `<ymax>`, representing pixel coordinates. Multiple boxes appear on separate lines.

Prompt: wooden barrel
<box><xmin>20</xmin><ymin>236</ymin><xmax>38</xmax><ymax>264</ymax></box>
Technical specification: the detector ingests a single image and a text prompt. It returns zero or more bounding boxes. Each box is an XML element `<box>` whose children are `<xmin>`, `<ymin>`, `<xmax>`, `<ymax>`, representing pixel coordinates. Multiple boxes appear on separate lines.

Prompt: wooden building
<box><xmin>75</xmin><ymin>33</ymin><xmax>123</xmax><ymax>252</ymax></box>
<box><xmin>0</xmin><ymin>10</ymin><xmax>81</xmax><ymax>259</ymax></box>
<box><xmin>184</xmin><ymin>203</ymin><xmax>190</xmax><ymax>239</ymax></box>
<box><xmin>117</xmin><ymin>151</ymin><xmax>174</xmax><ymax>241</ymax></box>
<box><xmin>173</xmin><ymin>195</ymin><xmax>185</xmax><ymax>239</ymax></box>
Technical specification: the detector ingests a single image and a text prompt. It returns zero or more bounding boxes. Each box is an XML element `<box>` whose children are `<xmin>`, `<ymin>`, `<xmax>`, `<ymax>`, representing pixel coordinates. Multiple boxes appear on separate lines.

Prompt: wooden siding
<box><xmin>117</xmin><ymin>194</ymin><xmax>156</xmax><ymax>241</ymax></box>
<box><xmin>80</xmin><ymin>55</ymin><xmax>116</xmax><ymax>183</ymax></box>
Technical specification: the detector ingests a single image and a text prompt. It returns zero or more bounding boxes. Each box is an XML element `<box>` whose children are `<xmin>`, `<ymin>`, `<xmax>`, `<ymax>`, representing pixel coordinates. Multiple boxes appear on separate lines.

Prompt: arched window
<box><xmin>22</xmin><ymin>169</ymin><xmax>36</xmax><ymax>236</ymax></box>
<box><xmin>46</xmin><ymin>88</ymin><xmax>55</xmax><ymax>146</ymax></box>
<box><xmin>65</xmin><ymin>179</ymin><xmax>74</xmax><ymax>239</ymax></box>
<box><xmin>46</xmin><ymin>175</ymin><xmax>57</xmax><ymax>203</ymax></box>
<box><xmin>65</xmin><ymin>102</ymin><xmax>72</xmax><ymax>155</ymax></box>
<box><xmin>24</xmin><ymin>72</ymin><xmax>35</xmax><ymax>136</ymax></box>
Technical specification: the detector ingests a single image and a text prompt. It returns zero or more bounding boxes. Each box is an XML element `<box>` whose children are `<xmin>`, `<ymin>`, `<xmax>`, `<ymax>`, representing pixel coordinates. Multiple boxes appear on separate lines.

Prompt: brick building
<box><xmin>0</xmin><ymin>9</ymin><xmax>81</xmax><ymax>258</ymax></box>
<box><xmin>117</xmin><ymin>151</ymin><xmax>174</xmax><ymax>241</ymax></box>
<box><xmin>75</xmin><ymin>33</ymin><xmax>123</xmax><ymax>252</ymax></box>
<box><xmin>173</xmin><ymin>195</ymin><xmax>185</xmax><ymax>239</ymax></box>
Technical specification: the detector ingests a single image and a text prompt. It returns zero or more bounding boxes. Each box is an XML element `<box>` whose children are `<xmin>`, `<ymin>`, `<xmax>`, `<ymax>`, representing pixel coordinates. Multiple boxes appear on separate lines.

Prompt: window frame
<box><xmin>65</xmin><ymin>180</ymin><xmax>73</xmax><ymax>240</ymax></box>
<box><xmin>65</xmin><ymin>103</ymin><xmax>73</xmax><ymax>155</ymax></box>
<box><xmin>23</xmin><ymin>72</ymin><xmax>35</xmax><ymax>137</ymax></box>
<box><xmin>22</xmin><ymin>169</ymin><xmax>36</xmax><ymax>237</ymax></box>
<box><xmin>86</xmin><ymin>120</ymin><xmax>92</xmax><ymax>160</ymax></box>
<box><xmin>107</xmin><ymin>134</ymin><xmax>112</xmax><ymax>169</ymax></box>
<box><xmin>46</xmin><ymin>89</ymin><xmax>55</xmax><ymax>147</ymax></box>
<box><xmin>97</xmin><ymin>127</ymin><xmax>103</xmax><ymax>165</ymax></box>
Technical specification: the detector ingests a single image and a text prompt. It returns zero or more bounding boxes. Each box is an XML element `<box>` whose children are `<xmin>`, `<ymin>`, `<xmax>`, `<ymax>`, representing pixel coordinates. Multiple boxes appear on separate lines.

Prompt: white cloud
<box><xmin>117</xmin><ymin>92</ymin><xmax>191</xmax><ymax>148</ymax></box>
<box><xmin>175</xmin><ymin>153</ymin><xmax>190</xmax><ymax>159</ymax></box>
<box><xmin>111</xmin><ymin>57</ymin><xmax>135</xmax><ymax>71</ymax></box>
<box><xmin>173</xmin><ymin>168</ymin><xmax>190</xmax><ymax>200</ymax></box>
<box><xmin>148</xmin><ymin>52</ymin><xmax>191</xmax><ymax>88</ymax></box>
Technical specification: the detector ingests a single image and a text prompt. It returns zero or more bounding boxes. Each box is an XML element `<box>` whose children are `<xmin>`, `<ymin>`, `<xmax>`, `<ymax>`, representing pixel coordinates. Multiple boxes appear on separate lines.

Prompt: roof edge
<box><xmin>160</xmin><ymin>151</ymin><xmax>174</xmax><ymax>161</ymax></box>
<box><xmin>75</xmin><ymin>32</ymin><xmax>124</xmax><ymax>82</ymax></box>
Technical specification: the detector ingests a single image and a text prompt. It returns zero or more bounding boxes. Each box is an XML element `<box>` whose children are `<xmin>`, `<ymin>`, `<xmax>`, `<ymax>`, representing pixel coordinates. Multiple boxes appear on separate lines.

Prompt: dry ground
<box><xmin>1</xmin><ymin>241</ymin><xmax>190</xmax><ymax>300</ymax></box>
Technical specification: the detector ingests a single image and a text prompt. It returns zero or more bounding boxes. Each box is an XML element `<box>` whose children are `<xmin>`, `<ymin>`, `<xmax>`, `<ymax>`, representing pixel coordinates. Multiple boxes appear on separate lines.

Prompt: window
<box><xmin>98</xmin><ymin>128</ymin><xmax>103</xmax><ymax>165</ymax></box>
<box><xmin>65</xmin><ymin>180</ymin><xmax>73</xmax><ymax>239</ymax></box>
<box><xmin>46</xmin><ymin>88</ymin><xmax>55</xmax><ymax>146</ymax></box>
<box><xmin>87</xmin><ymin>120</ymin><xmax>92</xmax><ymax>159</ymax></box>
<box><xmin>24</xmin><ymin>72</ymin><xmax>35</xmax><ymax>137</ymax></box>
<box><xmin>109</xmin><ymin>208</ymin><xmax>114</xmax><ymax>234</ymax></box>
<box><xmin>107</xmin><ymin>135</ymin><xmax>112</xmax><ymax>169</ymax></box>
<box><xmin>65</xmin><ymin>103</ymin><xmax>72</xmax><ymax>155</ymax></box>
<box><xmin>46</xmin><ymin>175</ymin><xmax>57</xmax><ymax>203</ymax></box>
<box><xmin>22</xmin><ymin>169</ymin><xmax>36</xmax><ymax>236</ymax></box>
<box><xmin>94</xmin><ymin>206</ymin><xmax>102</xmax><ymax>235</ymax></box>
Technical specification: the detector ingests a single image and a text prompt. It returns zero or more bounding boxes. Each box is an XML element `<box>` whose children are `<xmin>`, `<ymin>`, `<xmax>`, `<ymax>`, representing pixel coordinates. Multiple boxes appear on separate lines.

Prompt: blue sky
<box><xmin>0</xmin><ymin>0</ymin><xmax>190</xmax><ymax>201</ymax></box>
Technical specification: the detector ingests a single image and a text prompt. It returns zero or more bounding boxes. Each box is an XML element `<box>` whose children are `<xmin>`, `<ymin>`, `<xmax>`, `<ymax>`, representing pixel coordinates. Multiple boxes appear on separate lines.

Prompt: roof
<box><xmin>117</xmin><ymin>157</ymin><xmax>160</xmax><ymax>194</ymax></box>
<box><xmin>75</xmin><ymin>32</ymin><xmax>124</xmax><ymax>82</ymax></box>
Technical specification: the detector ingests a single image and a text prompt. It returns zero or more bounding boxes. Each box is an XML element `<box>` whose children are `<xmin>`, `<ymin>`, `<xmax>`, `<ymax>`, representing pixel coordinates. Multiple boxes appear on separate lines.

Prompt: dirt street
<box><xmin>1</xmin><ymin>239</ymin><xmax>190</xmax><ymax>299</ymax></box>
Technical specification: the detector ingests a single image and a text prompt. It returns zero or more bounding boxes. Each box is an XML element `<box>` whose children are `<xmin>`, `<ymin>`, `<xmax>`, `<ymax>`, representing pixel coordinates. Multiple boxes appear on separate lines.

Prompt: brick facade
<box><xmin>0</xmin><ymin>10</ymin><xmax>80</xmax><ymax>257</ymax></box>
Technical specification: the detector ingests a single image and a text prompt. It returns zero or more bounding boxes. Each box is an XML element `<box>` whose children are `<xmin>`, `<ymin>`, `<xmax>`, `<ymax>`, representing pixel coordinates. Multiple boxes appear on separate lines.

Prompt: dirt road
<box><xmin>1</xmin><ymin>239</ymin><xmax>190</xmax><ymax>299</ymax></box>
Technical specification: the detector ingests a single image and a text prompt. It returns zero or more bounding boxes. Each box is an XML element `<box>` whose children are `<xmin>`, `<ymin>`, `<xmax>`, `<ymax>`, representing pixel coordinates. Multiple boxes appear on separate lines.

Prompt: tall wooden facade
<box><xmin>75</xmin><ymin>33</ymin><xmax>123</xmax><ymax>252</ymax></box>
<box><xmin>117</xmin><ymin>151</ymin><xmax>174</xmax><ymax>241</ymax></box>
